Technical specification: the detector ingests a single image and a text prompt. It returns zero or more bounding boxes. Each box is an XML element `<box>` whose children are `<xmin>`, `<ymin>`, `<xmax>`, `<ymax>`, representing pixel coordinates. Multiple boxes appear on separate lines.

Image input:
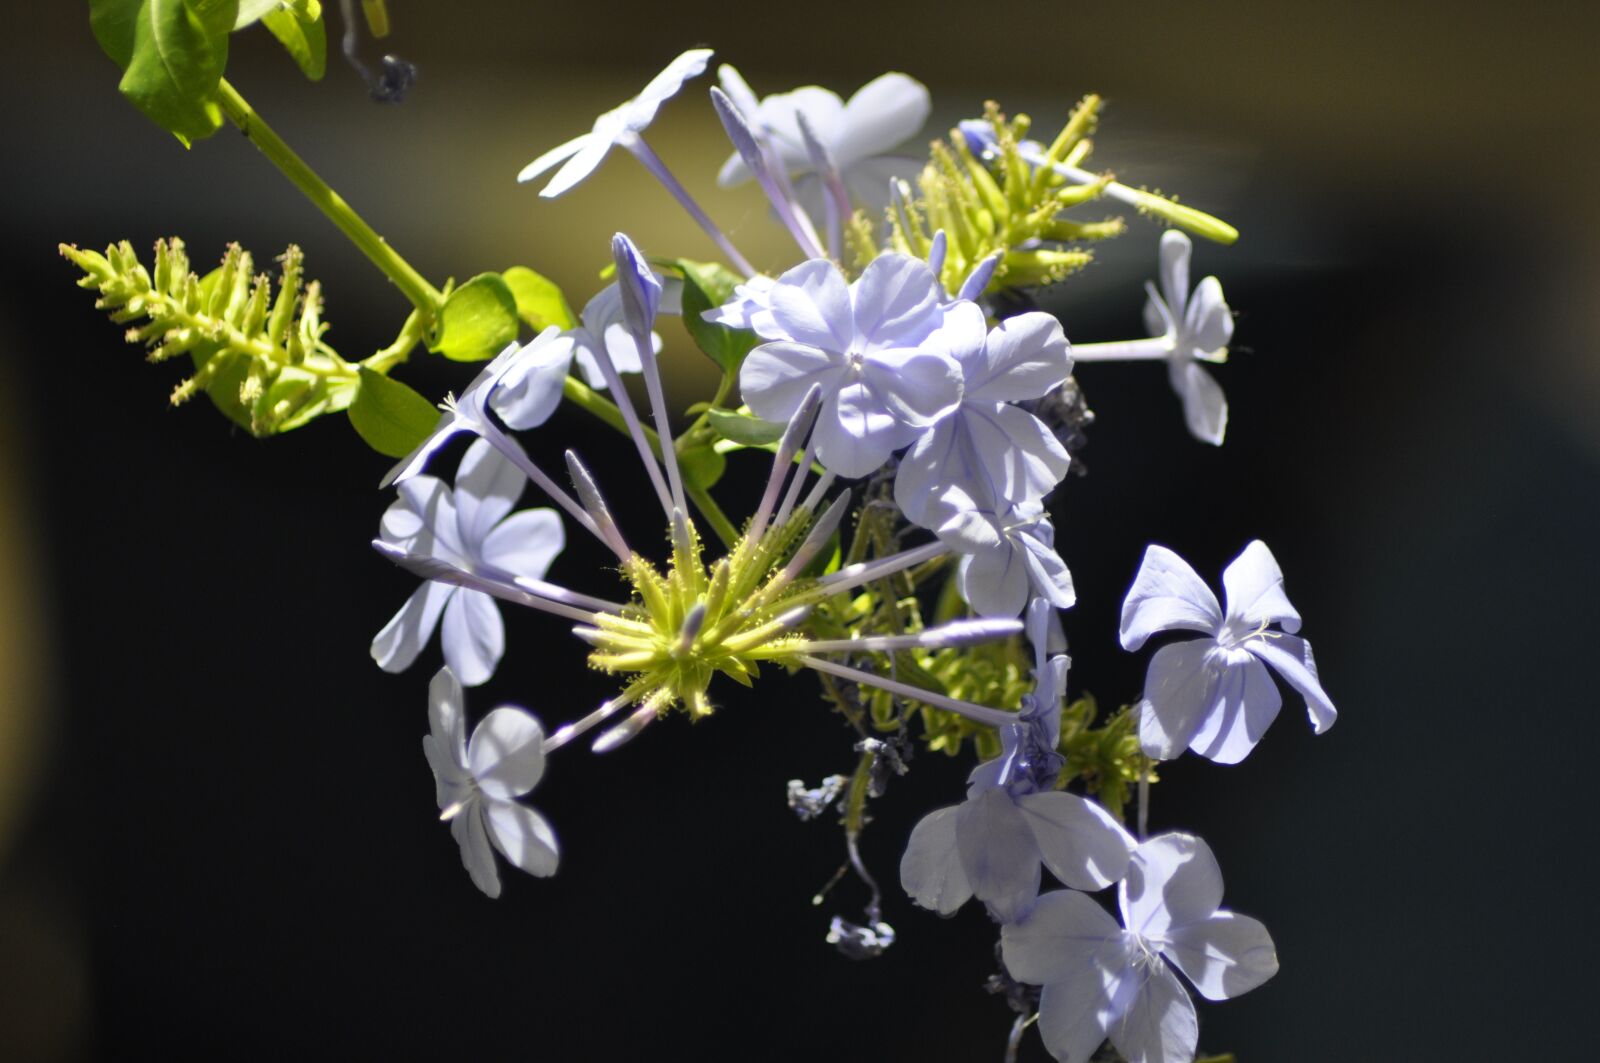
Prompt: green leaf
<box><xmin>260</xmin><ymin>6</ymin><xmax>326</xmax><ymax>80</ymax></box>
<box><xmin>502</xmin><ymin>266</ymin><xmax>576</xmax><ymax>331</ymax></box>
<box><xmin>91</xmin><ymin>0</ymin><xmax>239</xmax><ymax>146</ymax></box>
<box><xmin>232</xmin><ymin>0</ymin><xmax>279</xmax><ymax>27</ymax></box>
<box><xmin>348</xmin><ymin>368</ymin><xmax>441</xmax><ymax>457</ymax></box>
<box><xmin>706</xmin><ymin>407</ymin><xmax>784</xmax><ymax>446</ymax></box>
<box><xmin>677</xmin><ymin>259</ymin><xmax>759</xmax><ymax>373</ymax></box>
<box><xmin>430</xmin><ymin>273</ymin><xmax>520</xmax><ymax>362</ymax></box>
<box><xmin>679</xmin><ymin>443</ymin><xmax>726</xmax><ymax>490</ymax></box>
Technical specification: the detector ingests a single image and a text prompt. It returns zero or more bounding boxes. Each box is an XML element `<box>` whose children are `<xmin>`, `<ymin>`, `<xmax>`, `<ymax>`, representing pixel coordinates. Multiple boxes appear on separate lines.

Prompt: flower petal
<box><xmin>537</xmin><ymin>128</ymin><xmax>617</xmax><ymax>198</ymax></box>
<box><xmin>427</xmin><ymin>666</ymin><xmax>468</xmax><ymax>763</ymax></box>
<box><xmin>1136</xmin><ymin>639</ymin><xmax>1223</xmax><ymax>761</ymax></box>
<box><xmin>468</xmin><ymin>706</ymin><xmax>546</xmax><ymax>800</ymax></box>
<box><xmin>1244</xmin><ymin>633</ymin><xmax>1337</xmax><ymax>734</ymax></box>
<box><xmin>1169</xmin><ymin>360</ymin><xmax>1228</xmax><ymax>446</ymax></box>
<box><xmin>383</xmin><ymin>476</ymin><xmax>467</xmax><ymax>564</ymax></box>
<box><xmin>983</xmin><ymin>403</ymin><xmax>1071</xmax><ymax>506</ymax></box>
<box><xmin>516</xmin><ymin>132</ymin><xmax>592</xmax><ymax>185</ymax></box>
<box><xmin>372</xmin><ymin>581</ymin><xmax>454</xmax><ymax>675</ymax></box>
<box><xmin>1119</xmin><ymin>546</ymin><xmax>1222</xmax><ymax>651</ymax></box>
<box><xmin>758</xmin><ymin>86</ymin><xmax>845</xmax><ymax>172</ymax></box>
<box><xmin>450</xmin><ymin>802</ymin><xmax>501</xmax><ymax>898</ymax></box>
<box><xmin>1156</xmin><ymin>230</ymin><xmax>1192</xmax><ymax>319</ymax></box>
<box><xmin>1017</xmin><ymin>791</ymin><xmax>1136</xmax><ymax>892</ymax></box>
<box><xmin>1184</xmin><ymin>276</ymin><xmax>1233</xmax><ymax>356</ymax></box>
<box><xmin>812</xmin><ymin>383</ymin><xmax>908</xmax><ymax>479</ymax></box>
<box><xmin>739</xmin><ymin>341</ymin><xmax>846</xmax><ymax>425</ymax></box>
<box><xmin>955</xmin><ymin>787</ymin><xmax>1042</xmax><ymax>922</ymax></box>
<box><xmin>478</xmin><ymin>508</ymin><xmax>565</xmax><ymax>583</ymax></box>
<box><xmin>899</xmin><ymin>805</ymin><xmax>973</xmax><ymax>915</ymax></box>
<box><xmin>1221</xmin><ymin>540</ymin><xmax>1301</xmax><ymax>634</ymax></box>
<box><xmin>895</xmin><ymin>419</ymin><xmax>989</xmax><ymax>528</ymax></box>
<box><xmin>1036</xmin><ymin>967</ymin><xmax>1119</xmax><ymax>1063</ymax></box>
<box><xmin>1160</xmin><ymin>911</ymin><xmax>1278</xmax><ymax>1002</ymax></box>
<box><xmin>1118</xmin><ymin>832</ymin><xmax>1225</xmax><ymax>941</ymax></box>
<box><xmin>440</xmin><ymin>588</ymin><xmax>505</xmax><ymax>687</ymax></box>
<box><xmin>1186</xmin><ymin>653</ymin><xmax>1281</xmax><ymax>764</ymax></box>
<box><xmin>1000</xmin><ymin>887</ymin><xmax>1123</xmax><ymax>986</ymax></box>
<box><xmin>765</xmin><ymin>258</ymin><xmax>855</xmax><ymax>351</ymax></box>
<box><xmin>860</xmin><ymin>346</ymin><xmax>963</xmax><ymax>427</ymax></box>
<box><xmin>1020</xmin><ymin>522</ymin><xmax>1078</xmax><ymax>611</ymax></box>
<box><xmin>832</xmin><ymin>73</ymin><xmax>930</xmax><ymax>168</ymax></box>
<box><xmin>627</xmin><ymin>48</ymin><xmax>714</xmax><ymax>125</ymax></box>
<box><xmin>484</xmin><ymin>799</ymin><xmax>560</xmax><ymax>878</ymax></box>
<box><xmin>851</xmin><ymin>253</ymin><xmax>944</xmax><ymax>350</ymax></box>
<box><xmin>1107</xmin><ymin>960</ymin><xmax>1197</xmax><ymax>1063</ymax></box>
<box><xmin>841</xmin><ymin>154</ymin><xmax>925</xmax><ymax>213</ymax></box>
<box><xmin>453</xmin><ymin>438</ymin><xmax>524</xmax><ymax>552</ymax></box>
<box><xmin>965</xmin><ymin>312</ymin><xmax>1072</xmax><ymax>403</ymax></box>
<box><xmin>490</xmin><ymin>331</ymin><xmax>576</xmax><ymax>431</ymax></box>
<box><xmin>957</xmin><ymin>534</ymin><xmax>1032</xmax><ymax>618</ymax></box>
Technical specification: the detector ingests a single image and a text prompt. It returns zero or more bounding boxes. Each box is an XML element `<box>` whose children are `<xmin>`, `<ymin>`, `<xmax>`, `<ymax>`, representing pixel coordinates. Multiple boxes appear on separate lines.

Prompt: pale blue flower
<box><xmin>895</xmin><ymin>300</ymin><xmax>1072</xmax><ymax>528</ymax></box>
<box><xmin>1120</xmin><ymin>540</ymin><xmax>1336</xmax><ymax>763</ymax></box>
<box><xmin>517</xmin><ymin>48</ymin><xmax>713</xmax><ymax>198</ymax></box>
<box><xmin>1001</xmin><ymin>833</ymin><xmax>1278</xmax><ymax>1063</ymax></box>
<box><xmin>424</xmin><ymin>667</ymin><xmax>559</xmax><ymax>898</ymax></box>
<box><xmin>900</xmin><ymin>601</ymin><xmax>1131</xmax><ymax>923</ymax></box>
<box><xmin>738</xmin><ymin>254</ymin><xmax>962</xmax><ymax>478</ymax></box>
<box><xmin>372</xmin><ymin>438</ymin><xmax>564</xmax><ymax>686</ymax></box>
<box><xmin>933</xmin><ymin>496</ymin><xmax>1075</xmax><ymax>618</ymax></box>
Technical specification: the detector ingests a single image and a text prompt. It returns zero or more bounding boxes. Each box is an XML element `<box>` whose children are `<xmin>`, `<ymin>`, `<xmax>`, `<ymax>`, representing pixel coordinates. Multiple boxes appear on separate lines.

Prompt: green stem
<box><xmin>215</xmin><ymin>79</ymin><xmax>443</xmax><ymax>318</ymax></box>
<box><xmin>561</xmin><ymin>376</ymin><xmax>739</xmax><ymax>549</ymax></box>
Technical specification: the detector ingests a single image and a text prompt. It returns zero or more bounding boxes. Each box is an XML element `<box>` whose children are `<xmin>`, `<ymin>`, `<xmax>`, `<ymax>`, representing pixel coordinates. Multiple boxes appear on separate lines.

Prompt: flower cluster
<box><xmin>68</xmin><ymin>25</ymin><xmax>1336</xmax><ymax>1059</ymax></box>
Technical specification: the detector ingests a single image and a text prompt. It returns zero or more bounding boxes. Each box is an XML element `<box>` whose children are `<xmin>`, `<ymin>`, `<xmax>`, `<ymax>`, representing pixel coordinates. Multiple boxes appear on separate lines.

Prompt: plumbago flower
<box><xmin>737</xmin><ymin>253</ymin><xmax>963</xmax><ymax>478</ymax></box>
<box><xmin>938</xmin><ymin>496</ymin><xmax>1076</xmax><ymax>618</ymax></box>
<box><xmin>894</xmin><ymin>300</ymin><xmax>1073</xmax><ymax>527</ymax></box>
<box><xmin>517</xmin><ymin>48</ymin><xmax>712</xmax><ymax>198</ymax></box>
<box><xmin>1001</xmin><ymin>833</ymin><xmax>1278</xmax><ymax>1063</ymax></box>
<box><xmin>1121</xmin><ymin>541</ymin><xmax>1336</xmax><ymax>763</ymax></box>
<box><xmin>372</xmin><ymin>438</ymin><xmax>564</xmax><ymax>685</ymax></box>
<box><xmin>901</xmin><ymin>601</ymin><xmax>1133</xmax><ymax>922</ymax></box>
<box><xmin>715</xmin><ymin>70</ymin><xmax>931</xmax><ymax>210</ymax></box>
<box><xmin>1073</xmin><ymin>231</ymin><xmax>1235</xmax><ymax>445</ymax></box>
<box><xmin>424</xmin><ymin>668</ymin><xmax>559</xmax><ymax>898</ymax></box>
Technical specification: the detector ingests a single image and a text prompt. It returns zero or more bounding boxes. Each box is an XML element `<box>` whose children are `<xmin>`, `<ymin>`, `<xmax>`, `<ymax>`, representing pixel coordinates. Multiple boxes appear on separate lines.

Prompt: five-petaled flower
<box><xmin>1144</xmin><ymin>230</ymin><xmax>1234</xmax><ymax>446</ymax></box>
<box><xmin>1120</xmin><ymin>540</ymin><xmax>1336</xmax><ymax>763</ymax></box>
<box><xmin>424</xmin><ymin>667</ymin><xmax>560</xmax><ymax>898</ymax></box>
<box><xmin>1001</xmin><ymin>832</ymin><xmax>1278</xmax><ymax>1063</ymax></box>
<box><xmin>737</xmin><ymin>254</ymin><xmax>963</xmax><ymax>478</ymax></box>
<box><xmin>372</xmin><ymin>438</ymin><xmax>564</xmax><ymax>686</ymax></box>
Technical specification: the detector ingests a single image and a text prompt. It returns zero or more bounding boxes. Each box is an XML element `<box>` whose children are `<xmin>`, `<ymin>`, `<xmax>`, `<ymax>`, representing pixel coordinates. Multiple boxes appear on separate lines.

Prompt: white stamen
<box><xmin>592</xmin><ymin>704</ymin><xmax>659</xmax><ymax>753</ymax></box>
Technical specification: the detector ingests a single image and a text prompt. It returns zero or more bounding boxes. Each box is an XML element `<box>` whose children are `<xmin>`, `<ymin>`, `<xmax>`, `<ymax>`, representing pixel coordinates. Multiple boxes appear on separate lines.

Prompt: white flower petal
<box><xmin>955</xmin><ymin>787</ymin><xmax>1042</xmax><ymax>922</ymax></box>
<box><xmin>384</xmin><ymin>476</ymin><xmax>467</xmax><ymax>563</ymax></box>
<box><xmin>1119</xmin><ymin>546</ymin><xmax>1223</xmax><ymax>651</ymax></box>
<box><xmin>832</xmin><ymin>73</ymin><xmax>930</xmax><ymax>168</ymax></box>
<box><xmin>1017</xmin><ymin>791</ymin><xmax>1136</xmax><ymax>892</ymax></box>
<box><xmin>860</xmin><ymin>346</ymin><xmax>963</xmax><ymax>427</ymax></box>
<box><xmin>841</xmin><ymin>154</ymin><xmax>925</xmax><ymax>213</ymax></box>
<box><xmin>958</xmin><ymin>534</ymin><xmax>1032</xmax><ymax>618</ymax></box>
<box><xmin>516</xmin><ymin>132</ymin><xmax>592</xmax><ymax>185</ymax></box>
<box><xmin>1000</xmin><ymin>887</ymin><xmax>1123</xmax><ymax>987</ymax></box>
<box><xmin>895</xmin><ymin>420</ymin><xmax>984</xmax><ymax>528</ymax></box>
<box><xmin>899</xmin><ymin>805</ymin><xmax>973</xmax><ymax>915</ymax></box>
<box><xmin>1136</xmin><ymin>639</ymin><xmax>1223</xmax><ymax>761</ymax></box>
<box><xmin>739</xmin><ymin>341</ymin><xmax>846</xmax><ymax>424</ymax></box>
<box><xmin>1108</xmin><ymin>959</ymin><xmax>1197</xmax><ymax>1063</ymax></box>
<box><xmin>538</xmin><ymin>131</ymin><xmax>616</xmax><ymax>199</ymax></box>
<box><xmin>1020</xmin><ymin>523</ymin><xmax>1078</xmax><ymax>610</ymax></box>
<box><xmin>766</xmin><ymin>258</ymin><xmax>855</xmax><ymax>351</ymax></box>
<box><xmin>451</xmin><ymin>802</ymin><xmax>501</xmax><ymax>898</ymax></box>
<box><xmin>489</xmin><ymin>332</ymin><xmax>576</xmax><ymax>431</ymax></box>
<box><xmin>372</xmin><ymin>581</ymin><xmax>455</xmax><ymax>674</ymax></box>
<box><xmin>478</xmin><ymin>509</ymin><xmax>565</xmax><ymax>583</ymax></box>
<box><xmin>966</xmin><ymin>312</ymin><xmax>1072</xmax><ymax>403</ymax></box>
<box><xmin>627</xmin><ymin>48</ymin><xmax>713</xmax><ymax>123</ymax></box>
<box><xmin>1036</xmin><ymin>967</ymin><xmax>1119</xmax><ymax>1063</ymax></box>
<box><xmin>1170</xmin><ymin>360</ymin><xmax>1228</xmax><ymax>446</ymax></box>
<box><xmin>1184</xmin><ymin>276</ymin><xmax>1233</xmax><ymax>355</ymax></box>
<box><xmin>1160</xmin><ymin>911</ymin><xmax>1278</xmax><ymax>1002</ymax></box>
<box><xmin>1155</xmin><ymin>230</ymin><xmax>1192</xmax><ymax>320</ymax></box>
<box><xmin>1244</xmin><ymin>633</ymin><xmax>1337</xmax><ymax>734</ymax></box>
<box><xmin>1221</xmin><ymin>540</ymin><xmax>1302</xmax><ymax>634</ymax></box>
<box><xmin>758</xmin><ymin>86</ymin><xmax>845</xmax><ymax>172</ymax></box>
<box><xmin>427</xmin><ymin>666</ymin><xmax>468</xmax><ymax>764</ymax></box>
<box><xmin>453</xmin><ymin>438</ymin><xmax>524</xmax><ymax>552</ymax></box>
<box><xmin>1143</xmin><ymin>288</ymin><xmax>1174</xmax><ymax>340</ymax></box>
<box><xmin>983</xmin><ymin>403</ymin><xmax>1072</xmax><ymax>506</ymax></box>
<box><xmin>468</xmin><ymin>706</ymin><xmax>547</xmax><ymax>800</ymax></box>
<box><xmin>440</xmin><ymin>588</ymin><xmax>505</xmax><ymax>687</ymax></box>
<box><xmin>813</xmin><ymin>383</ymin><xmax>908</xmax><ymax>479</ymax></box>
<box><xmin>1186</xmin><ymin>653</ymin><xmax>1281</xmax><ymax>764</ymax></box>
<box><xmin>1119</xmin><ymin>832</ymin><xmax>1225</xmax><ymax>941</ymax></box>
<box><xmin>484</xmin><ymin>799</ymin><xmax>560</xmax><ymax>878</ymax></box>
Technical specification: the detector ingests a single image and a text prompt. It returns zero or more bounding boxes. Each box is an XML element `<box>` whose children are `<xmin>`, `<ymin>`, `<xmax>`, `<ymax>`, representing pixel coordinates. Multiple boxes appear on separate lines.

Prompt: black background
<box><xmin>1</xmin><ymin>2</ymin><xmax>1597</xmax><ymax>1059</ymax></box>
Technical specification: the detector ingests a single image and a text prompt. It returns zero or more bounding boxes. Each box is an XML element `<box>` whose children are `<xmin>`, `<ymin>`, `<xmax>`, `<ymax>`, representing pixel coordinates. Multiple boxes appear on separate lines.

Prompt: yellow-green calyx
<box><xmin>576</xmin><ymin>507</ymin><xmax>832</xmax><ymax>722</ymax></box>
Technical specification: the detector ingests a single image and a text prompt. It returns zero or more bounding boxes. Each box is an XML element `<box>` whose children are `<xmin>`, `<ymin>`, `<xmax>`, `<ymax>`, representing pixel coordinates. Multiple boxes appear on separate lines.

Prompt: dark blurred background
<box><xmin>2</xmin><ymin>1</ymin><xmax>1597</xmax><ymax>1058</ymax></box>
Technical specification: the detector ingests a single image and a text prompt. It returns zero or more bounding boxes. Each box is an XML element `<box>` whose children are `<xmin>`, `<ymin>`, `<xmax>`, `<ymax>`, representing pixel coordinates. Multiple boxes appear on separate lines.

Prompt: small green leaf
<box><xmin>707</xmin><ymin>407</ymin><xmax>784</xmax><ymax>446</ymax></box>
<box><xmin>502</xmin><ymin>266</ymin><xmax>576</xmax><ymax>331</ymax></box>
<box><xmin>430</xmin><ymin>273</ymin><xmax>520</xmax><ymax>362</ymax></box>
<box><xmin>91</xmin><ymin>0</ymin><xmax>238</xmax><ymax>145</ymax></box>
<box><xmin>677</xmin><ymin>259</ymin><xmax>759</xmax><ymax>373</ymax></box>
<box><xmin>232</xmin><ymin>0</ymin><xmax>279</xmax><ymax>27</ymax></box>
<box><xmin>261</xmin><ymin>6</ymin><xmax>326</xmax><ymax>80</ymax></box>
<box><xmin>679</xmin><ymin>443</ymin><xmax>726</xmax><ymax>490</ymax></box>
<box><xmin>348</xmin><ymin>368</ymin><xmax>441</xmax><ymax>457</ymax></box>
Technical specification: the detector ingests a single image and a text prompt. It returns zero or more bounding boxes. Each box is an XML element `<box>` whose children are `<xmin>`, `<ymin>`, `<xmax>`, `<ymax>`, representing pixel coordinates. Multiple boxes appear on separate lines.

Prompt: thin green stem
<box><xmin>561</xmin><ymin>376</ymin><xmax>739</xmax><ymax>549</ymax></box>
<box><xmin>215</xmin><ymin>79</ymin><xmax>443</xmax><ymax>318</ymax></box>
